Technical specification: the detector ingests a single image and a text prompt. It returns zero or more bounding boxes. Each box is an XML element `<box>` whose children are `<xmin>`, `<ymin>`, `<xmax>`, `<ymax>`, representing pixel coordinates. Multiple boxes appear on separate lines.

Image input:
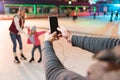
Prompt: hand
<box><xmin>44</xmin><ymin>31</ymin><xmax>57</xmax><ymax>42</ymax></box>
<box><xmin>57</xmin><ymin>26</ymin><xmax>72</xmax><ymax>43</ymax></box>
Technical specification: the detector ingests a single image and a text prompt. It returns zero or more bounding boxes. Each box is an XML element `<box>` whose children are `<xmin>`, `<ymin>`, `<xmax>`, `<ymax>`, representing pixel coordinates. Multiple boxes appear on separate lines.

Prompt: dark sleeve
<box><xmin>42</xmin><ymin>41</ymin><xmax>85</xmax><ymax>80</ymax></box>
<box><xmin>72</xmin><ymin>35</ymin><xmax>120</xmax><ymax>54</ymax></box>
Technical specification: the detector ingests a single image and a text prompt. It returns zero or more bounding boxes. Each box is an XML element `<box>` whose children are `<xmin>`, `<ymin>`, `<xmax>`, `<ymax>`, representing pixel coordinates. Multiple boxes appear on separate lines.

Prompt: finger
<box><xmin>55</xmin><ymin>37</ymin><xmax>59</xmax><ymax>40</ymax></box>
<box><xmin>51</xmin><ymin>31</ymin><xmax>57</xmax><ymax>37</ymax></box>
<box><xmin>57</xmin><ymin>27</ymin><xmax>62</xmax><ymax>32</ymax></box>
<box><xmin>58</xmin><ymin>26</ymin><xmax>67</xmax><ymax>32</ymax></box>
<box><xmin>58</xmin><ymin>34</ymin><xmax>62</xmax><ymax>37</ymax></box>
<box><xmin>60</xmin><ymin>26</ymin><xmax>66</xmax><ymax>30</ymax></box>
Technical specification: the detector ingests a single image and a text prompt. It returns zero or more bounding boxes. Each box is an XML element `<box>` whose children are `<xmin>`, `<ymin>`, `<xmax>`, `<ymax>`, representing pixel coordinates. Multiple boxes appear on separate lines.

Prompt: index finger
<box><xmin>57</xmin><ymin>26</ymin><xmax>64</xmax><ymax>31</ymax></box>
<box><xmin>51</xmin><ymin>31</ymin><xmax>57</xmax><ymax>37</ymax></box>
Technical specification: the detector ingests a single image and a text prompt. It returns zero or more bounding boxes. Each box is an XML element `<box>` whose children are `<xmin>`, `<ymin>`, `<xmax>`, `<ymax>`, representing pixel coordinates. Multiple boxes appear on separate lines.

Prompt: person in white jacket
<box><xmin>9</xmin><ymin>7</ymin><xmax>27</xmax><ymax>63</ymax></box>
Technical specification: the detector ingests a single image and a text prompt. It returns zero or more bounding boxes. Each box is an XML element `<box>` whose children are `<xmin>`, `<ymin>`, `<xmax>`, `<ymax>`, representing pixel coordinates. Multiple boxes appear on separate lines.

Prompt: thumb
<box><xmin>51</xmin><ymin>31</ymin><xmax>57</xmax><ymax>37</ymax></box>
<box><xmin>57</xmin><ymin>27</ymin><xmax>61</xmax><ymax>32</ymax></box>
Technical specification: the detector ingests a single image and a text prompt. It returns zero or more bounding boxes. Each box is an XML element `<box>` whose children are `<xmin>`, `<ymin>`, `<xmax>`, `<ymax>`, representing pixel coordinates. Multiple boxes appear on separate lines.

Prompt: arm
<box><xmin>42</xmin><ymin>32</ymin><xmax>85</xmax><ymax>80</ymax></box>
<box><xmin>42</xmin><ymin>41</ymin><xmax>85</xmax><ymax>80</ymax></box>
<box><xmin>14</xmin><ymin>16</ymin><xmax>27</xmax><ymax>35</ymax></box>
<box><xmin>57</xmin><ymin>27</ymin><xmax>120</xmax><ymax>54</ymax></box>
<box><xmin>72</xmin><ymin>35</ymin><xmax>120</xmax><ymax>54</ymax></box>
<box><xmin>37</xmin><ymin>31</ymin><xmax>46</xmax><ymax>36</ymax></box>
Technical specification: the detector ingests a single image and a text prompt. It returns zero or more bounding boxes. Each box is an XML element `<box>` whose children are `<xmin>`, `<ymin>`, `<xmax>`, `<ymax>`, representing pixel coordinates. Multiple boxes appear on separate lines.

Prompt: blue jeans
<box><xmin>32</xmin><ymin>45</ymin><xmax>42</xmax><ymax>58</ymax></box>
<box><xmin>10</xmin><ymin>32</ymin><xmax>22</xmax><ymax>53</ymax></box>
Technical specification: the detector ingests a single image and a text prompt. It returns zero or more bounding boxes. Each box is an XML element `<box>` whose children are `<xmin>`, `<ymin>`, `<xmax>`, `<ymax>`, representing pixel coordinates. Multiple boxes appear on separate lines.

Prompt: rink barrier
<box><xmin>0</xmin><ymin>14</ymin><xmax>66</xmax><ymax>20</ymax></box>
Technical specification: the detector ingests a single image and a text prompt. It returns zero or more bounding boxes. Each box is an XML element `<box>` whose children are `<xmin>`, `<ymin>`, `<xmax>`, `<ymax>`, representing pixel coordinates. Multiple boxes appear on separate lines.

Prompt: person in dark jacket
<box><xmin>115</xmin><ymin>11</ymin><xmax>119</xmax><ymax>20</ymax></box>
<box><xmin>9</xmin><ymin>7</ymin><xmax>27</xmax><ymax>63</ymax></box>
<box><xmin>110</xmin><ymin>11</ymin><xmax>114</xmax><ymax>22</ymax></box>
<box><xmin>93</xmin><ymin>12</ymin><xmax>96</xmax><ymax>19</ymax></box>
<box><xmin>42</xmin><ymin>26</ymin><xmax>120</xmax><ymax>80</ymax></box>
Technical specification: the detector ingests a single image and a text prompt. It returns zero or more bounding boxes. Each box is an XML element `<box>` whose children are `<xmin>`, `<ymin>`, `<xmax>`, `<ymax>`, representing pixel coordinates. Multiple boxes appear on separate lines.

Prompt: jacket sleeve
<box><xmin>14</xmin><ymin>16</ymin><xmax>26</xmax><ymax>35</ymax></box>
<box><xmin>37</xmin><ymin>31</ymin><xmax>46</xmax><ymax>36</ymax></box>
<box><xmin>26</xmin><ymin>28</ymin><xmax>31</xmax><ymax>44</ymax></box>
<box><xmin>42</xmin><ymin>41</ymin><xmax>85</xmax><ymax>80</ymax></box>
<box><xmin>72</xmin><ymin>35</ymin><xmax>120</xmax><ymax>54</ymax></box>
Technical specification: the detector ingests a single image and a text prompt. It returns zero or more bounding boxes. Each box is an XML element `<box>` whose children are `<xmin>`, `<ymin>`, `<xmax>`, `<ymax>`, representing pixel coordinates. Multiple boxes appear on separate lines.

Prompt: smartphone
<box><xmin>49</xmin><ymin>16</ymin><xmax>59</xmax><ymax>34</ymax></box>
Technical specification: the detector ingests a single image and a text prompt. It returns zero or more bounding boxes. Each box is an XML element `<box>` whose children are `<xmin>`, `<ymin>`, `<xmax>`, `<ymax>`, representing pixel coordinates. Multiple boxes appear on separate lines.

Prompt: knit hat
<box><xmin>31</xmin><ymin>26</ymin><xmax>36</xmax><ymax>31</ymax></box>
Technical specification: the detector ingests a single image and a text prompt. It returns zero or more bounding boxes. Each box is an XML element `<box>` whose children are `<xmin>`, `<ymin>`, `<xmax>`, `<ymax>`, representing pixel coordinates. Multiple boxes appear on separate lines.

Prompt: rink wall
<box><xmin>0</xmin><ymin>14</ymin><xmax>66</xmax><ymax>20</ymax></box>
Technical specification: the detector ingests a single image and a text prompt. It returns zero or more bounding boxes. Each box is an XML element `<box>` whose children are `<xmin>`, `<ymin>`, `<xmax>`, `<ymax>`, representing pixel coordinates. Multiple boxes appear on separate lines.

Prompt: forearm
<box><xmin>72</xmin><ymin>35</ymin><xmax>120</xmax><ymax>54</ymax></box>
<box><xmin>42</xmin><ymin>41</ymin><xmax>85</xmax><ymax>80</ymax></box>
<box><xmin>37</xmin><ymin>31</ymin><xmax>46</xmax><ymax>36</ymax></box>
<box><xmin>42</xmin><ymin>41</ymin><xmax>65</xmax><ymax>80</ymax></box>
<box><xmin>14</xmin><ymin>16</ymin><xmax>27</xmax><ymax>35</ymax></box>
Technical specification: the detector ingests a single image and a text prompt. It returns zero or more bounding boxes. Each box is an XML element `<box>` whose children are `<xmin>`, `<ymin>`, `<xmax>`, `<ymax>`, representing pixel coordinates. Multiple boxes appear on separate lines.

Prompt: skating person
<box><xmin>9</xmin><ymin>7</ymin><xmax>27</xmax><ymax>63</ymax></box>
<box><xmin>27</xmin><ymin>26</ymin><xmax>46</xmax><ymax>63</ymax></box>
<box><xmin>110</xmin><ymin>11</ymin><xmax>113</xmax><ymax>22</ymax></box>
<box><xmin>103</xmin><ymin>11</ymin><xmax>107</xmax><ymax>17</ymax></box>
<box><xmin>115</xmin><ymin>11</ymin><xmax>119</xmax><ymax>20</ymax></box>
<box><xmin>72</xmin><ymin>10</ymin><xmax>77</xmax><ymax>22</ymax></box>
<box><xmin>93</xmin><ymin>12</ymin><xmax>96</xmax><ymax>19</ymax></box>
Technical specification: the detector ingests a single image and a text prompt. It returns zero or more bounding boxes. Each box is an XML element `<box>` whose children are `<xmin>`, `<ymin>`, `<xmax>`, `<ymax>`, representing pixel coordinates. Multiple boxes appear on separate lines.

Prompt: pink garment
<box><xmin>27</xmin><ymin>28</ymin><xmax>46</xmax><ymax>46</ymax></box>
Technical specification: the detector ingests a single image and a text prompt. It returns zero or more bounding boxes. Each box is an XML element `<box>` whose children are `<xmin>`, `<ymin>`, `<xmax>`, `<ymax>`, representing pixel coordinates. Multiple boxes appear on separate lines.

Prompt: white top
<box><xmin>14</xmin><ymin>16</ymin><xmax>26</xmax><ymax>35</ymax></box>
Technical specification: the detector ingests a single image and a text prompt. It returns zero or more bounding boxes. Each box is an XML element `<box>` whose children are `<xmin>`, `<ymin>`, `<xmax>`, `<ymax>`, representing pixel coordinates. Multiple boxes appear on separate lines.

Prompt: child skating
<box><xmin>27</xmin><ymin>26</ymin><xmax>46</xmax><ymax>63</ymax></box>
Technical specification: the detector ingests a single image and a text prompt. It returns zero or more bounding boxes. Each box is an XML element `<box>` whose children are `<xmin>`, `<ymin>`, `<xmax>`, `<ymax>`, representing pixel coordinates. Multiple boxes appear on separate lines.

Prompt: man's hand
<box><xmin>44</xmin><ymin>31</ymin><xmax>57</xmax><ymax>42</ymax></box>
<box><xmin>57</xmin><ymin>26</ymin><xmax>72</xmax><ymax>43</ymax></box>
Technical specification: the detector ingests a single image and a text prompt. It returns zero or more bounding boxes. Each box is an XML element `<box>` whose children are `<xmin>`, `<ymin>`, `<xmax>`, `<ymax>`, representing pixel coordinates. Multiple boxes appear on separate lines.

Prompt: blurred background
<box><xmin>0</xmin><ymin>0</ymin><xmax>120</xmax><ymax>19</ymax></box>
<box><xmin>1</xmin><ymin>0</ymin><xmax>120</xmax><ymax>80</ymax></box>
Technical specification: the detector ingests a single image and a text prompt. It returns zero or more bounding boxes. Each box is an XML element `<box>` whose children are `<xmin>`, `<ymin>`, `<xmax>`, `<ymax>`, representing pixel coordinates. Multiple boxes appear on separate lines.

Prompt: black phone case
<box><xmin>49</xmin><ymin>16</ymin><xmax>59</xmax><ymax>34</ymax></box>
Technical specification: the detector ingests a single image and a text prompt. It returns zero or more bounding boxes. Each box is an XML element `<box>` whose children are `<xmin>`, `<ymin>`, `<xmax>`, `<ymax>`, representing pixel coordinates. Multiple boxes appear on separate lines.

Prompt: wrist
<box><xmin>66</xmin><ymin>34</ymin><xmax>72</xmax><ymax>43</ymax></box>
<box><xmin>44</xmin><ymin>38</ymin><xmax>53</xmax><ymax>43</ymax></box>
<box><xmin>44</xmin><ymin>40</ymin><xmax>53</xmax><ymax>47</ymax></box>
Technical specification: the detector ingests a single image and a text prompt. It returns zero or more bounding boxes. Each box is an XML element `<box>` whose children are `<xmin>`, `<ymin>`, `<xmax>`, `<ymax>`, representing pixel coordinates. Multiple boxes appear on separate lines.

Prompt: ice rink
<box><xmin>0</xmin><ymin>16</ymin><xmax>120</xmax><ymax>80</ymax></box>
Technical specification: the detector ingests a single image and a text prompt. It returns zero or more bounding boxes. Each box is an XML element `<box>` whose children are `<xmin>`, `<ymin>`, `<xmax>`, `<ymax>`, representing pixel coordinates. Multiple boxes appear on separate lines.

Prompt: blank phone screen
<box><xmin>49</xmin><ymin>16</ymin><xmax>59</xmax><ymax>34</ymax></box>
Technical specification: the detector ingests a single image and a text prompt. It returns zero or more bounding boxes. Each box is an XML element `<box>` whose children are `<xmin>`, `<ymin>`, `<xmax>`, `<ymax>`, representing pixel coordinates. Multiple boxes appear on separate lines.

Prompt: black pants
<box><xmin>73</xmin><ymin>16</ymin><xmax>77</xmax><ymax>21</ymax></box>
<box><xmin>32</xmin><ymin>45</ymin><xmax>42</xmax><ymax>58</ymax></box>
